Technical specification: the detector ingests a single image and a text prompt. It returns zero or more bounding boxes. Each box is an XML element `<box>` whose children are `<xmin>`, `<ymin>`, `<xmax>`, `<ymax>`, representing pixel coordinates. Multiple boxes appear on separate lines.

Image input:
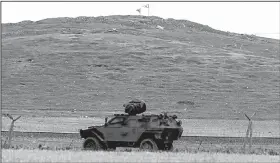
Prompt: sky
<box><xmin>2</xmin><ymin>2</ymin><xmax>280</xmax><ymax>39</ymax></box>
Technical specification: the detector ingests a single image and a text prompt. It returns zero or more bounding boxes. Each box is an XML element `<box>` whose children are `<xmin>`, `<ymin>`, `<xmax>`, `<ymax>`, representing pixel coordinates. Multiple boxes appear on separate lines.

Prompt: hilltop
<box><xmin>2</xmin><ymin>15</ymin><xmax>279</xmax><ymax>120</ymax></box>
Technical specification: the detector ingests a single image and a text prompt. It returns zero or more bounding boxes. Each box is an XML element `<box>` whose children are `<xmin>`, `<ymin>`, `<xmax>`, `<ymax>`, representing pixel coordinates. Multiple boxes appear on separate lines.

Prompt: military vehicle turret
<box><xmin>79</xmin><ymin>100</ymin><xmax>183</xmax><ymax>151</ymax></box>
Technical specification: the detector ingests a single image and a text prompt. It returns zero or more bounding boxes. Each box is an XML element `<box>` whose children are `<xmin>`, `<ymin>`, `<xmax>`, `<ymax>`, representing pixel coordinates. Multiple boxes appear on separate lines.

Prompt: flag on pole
<box><xmin>136</xmin><ymin>8</ymin><xmax>141</xmax><ymax>14</ymax></box>
<box><xmin>142</xmin><ymin>4</ymin><xmax>150</xmax><ymax>16</ymax></box>
<box><xmin>143</xmin><ymin>4</ymin><xmax>149</xmax><ymax>8</ymax></box>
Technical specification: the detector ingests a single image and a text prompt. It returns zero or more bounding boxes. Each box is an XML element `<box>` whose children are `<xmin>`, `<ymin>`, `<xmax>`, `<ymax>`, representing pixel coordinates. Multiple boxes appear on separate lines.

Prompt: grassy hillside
<box><xmin>2</xmin><ymin>15</ymin><xmax>279</xmax><ymax>120</ymax></box>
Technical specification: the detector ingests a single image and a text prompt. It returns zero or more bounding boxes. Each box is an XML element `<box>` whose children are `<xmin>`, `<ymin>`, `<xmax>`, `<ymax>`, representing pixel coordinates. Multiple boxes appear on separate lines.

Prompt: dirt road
<box><xmin>2</xmin><ymin>131</ymin><xmax>279</xmax><ymax>155</ymax></box>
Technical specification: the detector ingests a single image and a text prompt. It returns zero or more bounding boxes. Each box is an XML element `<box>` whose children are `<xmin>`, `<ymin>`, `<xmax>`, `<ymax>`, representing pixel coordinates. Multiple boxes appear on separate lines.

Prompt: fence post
<box><xmin>243</xmin><ymin>112</ymin><xmax>255</xmax><ymax>153</ymax></box>
<box><xmin>4</xmin><ymin>114</ymin><xmax>21</xmax><ymax>148</ymax></box>
<box><xmin>249</xmin><ymin>120</ymin><xmax>253</xmax><ymax>151</ymax></box>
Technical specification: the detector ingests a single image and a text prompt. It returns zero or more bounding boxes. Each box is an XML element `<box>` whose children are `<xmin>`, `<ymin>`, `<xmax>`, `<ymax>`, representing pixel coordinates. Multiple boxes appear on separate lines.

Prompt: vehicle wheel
<box><xmin>165</xmin><ymin>143</ymin><xmax>173</xmax><ymax>151</ymax></box>
<box><xmin>139</xmin><ymin>138</ymin><xmax>158</xmax><ymax>151</ymax></box>
<box><xmin>156</xmin><ymin>141</ymin><xmax>165</xmax><ymax>150</ymax></box>
<box><xmin>155</xmin><ymin>140</ymin><xmax>173</xmax><ymax>151</ymax></box>
<box><xmin>83</xmin><ymin>137</ymin><xmax>103</xmax><ymax>150</ymax></box>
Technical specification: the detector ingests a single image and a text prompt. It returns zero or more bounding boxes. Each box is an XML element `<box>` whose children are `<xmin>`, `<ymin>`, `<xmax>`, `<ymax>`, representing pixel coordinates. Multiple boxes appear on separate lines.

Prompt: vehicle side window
<box><xmin>127</xmin><ymin>119</ymin><xmax>140</xmax><ymax>127</ymax></box>
<box><xmin>109</xmin><ymin>117</ymin><xmax>124</xmax><ymax>125</ymax></box>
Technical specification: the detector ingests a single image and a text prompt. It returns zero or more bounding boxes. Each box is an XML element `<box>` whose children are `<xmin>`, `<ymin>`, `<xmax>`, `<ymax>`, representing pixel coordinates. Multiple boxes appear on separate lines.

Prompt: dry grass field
<box><xmin>2</xmin><ymin>149</ymin><xmax>280</xmax><ymax>163</ymax></box>
<box><xmin>2</xmin><ymin>15</ymin><xmax>279</xmax><ymax>120</ymax></box>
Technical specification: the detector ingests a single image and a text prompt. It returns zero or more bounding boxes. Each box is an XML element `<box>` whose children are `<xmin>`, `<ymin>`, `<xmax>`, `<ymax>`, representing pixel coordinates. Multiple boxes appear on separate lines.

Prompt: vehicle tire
<box><xmin>139</xmin><ymin>138</ymin><xmax>158</xmax><ymax>151</ymax></box>
<box><xmin>83</xmin><ymin>137</ymin><xmax>103</xmax><ymax>150</ymax></box>
<box><xmin>157</xmin><ymin>141</ymin><xmax>173</xmax><ymax>151</ymax></box>
<box><xmin>156</xmin><ymin>140</ymin><xmax>165</xmax><ymax>150</ymax></box>
<box><xmin>165</xmin><ymin>143</ymin><xmax>173</xmax><ymax>151</ymax></box>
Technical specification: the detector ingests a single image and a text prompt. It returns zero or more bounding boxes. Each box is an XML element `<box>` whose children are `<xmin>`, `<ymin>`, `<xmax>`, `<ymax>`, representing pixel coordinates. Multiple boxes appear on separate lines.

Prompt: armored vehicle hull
<box><xmin>80</xmin><ymin>113</ymin><xmax>183</xmax><ymax>151</ymax></box>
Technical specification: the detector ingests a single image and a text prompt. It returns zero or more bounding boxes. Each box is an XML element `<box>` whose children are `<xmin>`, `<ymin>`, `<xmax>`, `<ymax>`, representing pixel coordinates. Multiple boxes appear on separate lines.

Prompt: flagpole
<box><xmin>148</xmin><ymin>4</ymin><xmax>149</xmax><ymax>16</ymax></box>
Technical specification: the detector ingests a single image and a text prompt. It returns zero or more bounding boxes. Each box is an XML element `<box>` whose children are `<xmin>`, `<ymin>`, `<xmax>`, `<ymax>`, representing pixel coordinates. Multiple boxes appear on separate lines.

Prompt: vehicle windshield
<box><xmin>106</xmin><ymin>116</ymin><xmax>114</xmax><ymax>122</ymax></box>
<box><xmin>108</xmin><ymin>117</ymin><xmax>124</xmax><ymax>124</ymax></box>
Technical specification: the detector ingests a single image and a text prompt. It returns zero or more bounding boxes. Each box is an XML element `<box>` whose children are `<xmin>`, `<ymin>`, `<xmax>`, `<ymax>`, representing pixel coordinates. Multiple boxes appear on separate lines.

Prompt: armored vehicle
<box><xmin>79</xmin><ymin>100</ymin><xmax>183</xmax><ymax>151</ymax></box>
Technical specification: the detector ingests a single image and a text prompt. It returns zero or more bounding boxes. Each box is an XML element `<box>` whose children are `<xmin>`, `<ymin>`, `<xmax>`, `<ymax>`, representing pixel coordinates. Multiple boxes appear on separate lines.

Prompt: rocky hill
<box><xmin>2</xmin><ymin>15</ymin><xmax>279</xmax><ymax>120</ymax></box>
